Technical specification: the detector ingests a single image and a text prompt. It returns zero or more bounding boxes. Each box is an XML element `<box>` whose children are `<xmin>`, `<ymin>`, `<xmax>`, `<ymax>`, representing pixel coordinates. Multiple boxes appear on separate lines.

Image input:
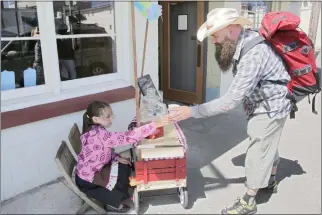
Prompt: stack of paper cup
<box><xmin>168</xmin><ymin>104</ymin><xmax>179</xmax><ymax>117</ymax></box>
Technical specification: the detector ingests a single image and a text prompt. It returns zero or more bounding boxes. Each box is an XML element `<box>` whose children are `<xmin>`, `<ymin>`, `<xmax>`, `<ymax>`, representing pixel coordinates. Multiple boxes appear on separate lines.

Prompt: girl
<box><xmin>75</xmin><ymin>101</ymin><xmax>168</xmax><ymax>213</ymax></box>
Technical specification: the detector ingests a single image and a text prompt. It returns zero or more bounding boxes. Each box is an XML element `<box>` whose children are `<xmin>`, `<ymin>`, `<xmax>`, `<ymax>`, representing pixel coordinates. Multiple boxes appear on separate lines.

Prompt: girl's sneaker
<box><xmin>105</xmin><ymin>204</ymin><xmax>132</xmax><ymax>214</ymax></box>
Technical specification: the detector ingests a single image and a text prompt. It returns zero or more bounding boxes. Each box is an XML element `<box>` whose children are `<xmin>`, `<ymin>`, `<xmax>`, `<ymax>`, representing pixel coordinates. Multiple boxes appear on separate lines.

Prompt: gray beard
<box><xmin>215</xmin><ymin>37</ymin><xmax>237</xmax><ymax>72</ymax></box>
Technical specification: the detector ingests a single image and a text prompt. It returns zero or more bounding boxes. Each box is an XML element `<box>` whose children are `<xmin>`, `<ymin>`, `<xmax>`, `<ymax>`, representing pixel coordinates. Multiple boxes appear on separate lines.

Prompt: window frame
<box><xmin>1</xmin><ymin>1</ymin><xmax>132</xmax><ymax>108</ymax></box>
<box><xmin>302</xmin><ymin>1</ymin><xmax>309</xmax><ymax>9</ymax></box>
<box><xmin>1</xmin><ymin>2</ymin><xmax>52</xmax><ymax>100</ymax></box>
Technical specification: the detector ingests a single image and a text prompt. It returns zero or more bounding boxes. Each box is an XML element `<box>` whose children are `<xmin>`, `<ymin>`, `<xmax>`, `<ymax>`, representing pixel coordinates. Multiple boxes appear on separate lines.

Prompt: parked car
<box><xmin>1</xmin><ymin>23</ymin><xmax>116</xmax><ymax>87</ymax></box>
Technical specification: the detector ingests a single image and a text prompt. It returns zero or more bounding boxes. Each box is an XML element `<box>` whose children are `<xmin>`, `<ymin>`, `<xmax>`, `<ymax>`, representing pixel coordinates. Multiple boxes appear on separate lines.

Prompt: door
<box><xmin>161</xmin><ymin>1</ymin><xmax>205</xmax><ymax>104</ymax></box>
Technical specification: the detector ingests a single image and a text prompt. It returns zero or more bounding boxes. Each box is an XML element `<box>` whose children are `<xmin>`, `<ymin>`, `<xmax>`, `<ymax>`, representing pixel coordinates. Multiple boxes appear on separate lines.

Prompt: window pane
<box><xmin>53</xmin><ymin>1</ymin><xmax>115</xmax><ymax>35</ymax></box>
<box><xmin>1</xmin><ymin>1</ymin><xmax>39</xmax><ymax>37</ymax></box>
<box><xmin>1</xmin><ymin>39</ymin><xmax>45</xmax><ymax>90</ymax></box>
<box><xmin>1</xmin><ymin>1</ymin><xmax>45</xmax><ymax>91</ymax></box>
<box><xmin>56</xmin><ymin>36</ymin><xmax>117</xmax><ymax>81</ymax></box>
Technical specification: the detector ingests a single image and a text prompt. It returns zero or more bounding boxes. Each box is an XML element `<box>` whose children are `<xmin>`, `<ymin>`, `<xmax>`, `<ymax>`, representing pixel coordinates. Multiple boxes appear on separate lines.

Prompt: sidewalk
<box><xmin>1</xmin><ymin>96</ymin><xmax>321</xmax><ymax>214</ymax></box>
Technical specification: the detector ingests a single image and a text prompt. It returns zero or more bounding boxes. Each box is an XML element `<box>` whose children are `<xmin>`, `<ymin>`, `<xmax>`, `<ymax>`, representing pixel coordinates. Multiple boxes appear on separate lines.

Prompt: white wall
<box><xmin>1</xmin><ymin>99</ymin><xmax>136</xmax><ymax>201</ymax></box>
<box><xmin>1</xmin><ymin>2</ymin><xmax>160</xmax><ymax>201</ymax></box>
<box><xmin>205</xmin><ymin>1</ymin><xmax>241</xmax><ymax>100</ymax></box>
<box><xmin>287</xmin><ymin>1</ymin><xmax>301</xmax><ymax>16</ymax></box>
<box><xmin>219</xmin><ymin>1</ymin><xmax>242</xmax><ymax>97</ymax></box>
<box><xmin>205</xmin><ymin>2</ymin><xmax>223</xmax><ymax>101</ymax></box>
<box><xmin>130</xmin><ymin>1</ymin><xmax>159</xmax><ymax>89</ymax></box>
<box><xmin>299</xmin><ymin>7</ymin><xmax>322</xmax><ymax>50</ymax></box>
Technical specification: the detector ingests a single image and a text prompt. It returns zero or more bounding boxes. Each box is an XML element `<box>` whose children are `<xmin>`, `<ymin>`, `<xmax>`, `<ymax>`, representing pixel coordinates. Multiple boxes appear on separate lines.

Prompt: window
<box><xmin>241</xmin><ymin>2</ymin><xmax>271</xmax><ymax>30</ymax></box>
<box><xmin>1</xmin><ymin>1</ymin><xmax>45</xmax><ymax>91</ymax></box>
<box><xmin>53</xmin><ymin>1</ymin><xmax>117</xmax><ymax>82</ymax></box>
<box><xmin>1</xmin><ymin>1</ymin><xmax>131</xmax><ymax>105</ymax></box>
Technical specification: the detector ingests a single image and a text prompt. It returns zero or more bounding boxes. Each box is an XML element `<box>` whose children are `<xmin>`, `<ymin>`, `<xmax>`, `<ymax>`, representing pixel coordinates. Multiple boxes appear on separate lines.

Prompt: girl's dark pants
<box><xmin>75</xmin><ymin>163</ymin><xmax>131</xmax><ymax>208</ymax></box>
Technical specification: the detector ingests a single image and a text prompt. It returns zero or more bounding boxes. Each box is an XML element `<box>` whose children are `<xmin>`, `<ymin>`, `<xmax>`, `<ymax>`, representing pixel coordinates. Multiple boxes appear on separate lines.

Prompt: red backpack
<box><xmin>237</xmin><ymin>11</ymin><xmax>321</xmax><ymax>118</ymax></box>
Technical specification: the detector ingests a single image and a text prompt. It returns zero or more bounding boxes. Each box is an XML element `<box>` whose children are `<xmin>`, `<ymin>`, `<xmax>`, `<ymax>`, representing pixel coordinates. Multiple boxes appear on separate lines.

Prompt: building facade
<box><xmin>1</xmin><ymin>1</ymin><xmax>159</xmax><ymax>201</ymax></box>
<box><xmin>1</xmin><ymin>0</ymin><xmax>320</xmax><ymax>202</ymax></box>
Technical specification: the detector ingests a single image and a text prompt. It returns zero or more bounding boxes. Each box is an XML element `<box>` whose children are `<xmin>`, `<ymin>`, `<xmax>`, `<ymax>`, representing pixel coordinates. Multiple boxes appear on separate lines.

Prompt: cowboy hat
<box><xmin>197</xmin><ymin>8</ymin><xmax>251</xmax><ymax>42</ymax></box>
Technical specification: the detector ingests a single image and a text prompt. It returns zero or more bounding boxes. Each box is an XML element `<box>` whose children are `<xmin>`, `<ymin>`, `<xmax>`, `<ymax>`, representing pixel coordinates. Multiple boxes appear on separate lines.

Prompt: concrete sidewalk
<box><xmin>1</xmin><ymin>96</ymin><xmax>321</xmax><ymax>214</ymax></box>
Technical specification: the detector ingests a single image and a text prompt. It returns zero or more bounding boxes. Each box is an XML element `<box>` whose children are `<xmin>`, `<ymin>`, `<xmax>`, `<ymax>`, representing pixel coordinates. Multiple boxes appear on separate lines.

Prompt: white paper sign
<box><xmin>178</xmin><ymin>15</ymin><xmax>188</xmax><ymax>31</ymax></box>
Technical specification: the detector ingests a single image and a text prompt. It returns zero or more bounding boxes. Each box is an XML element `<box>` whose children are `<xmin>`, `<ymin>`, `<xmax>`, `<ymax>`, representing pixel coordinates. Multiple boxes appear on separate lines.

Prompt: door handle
<box><xmin>197</xmin><ymin>44</ymin><xmax>201</xmax><ymax>67</ymax></box>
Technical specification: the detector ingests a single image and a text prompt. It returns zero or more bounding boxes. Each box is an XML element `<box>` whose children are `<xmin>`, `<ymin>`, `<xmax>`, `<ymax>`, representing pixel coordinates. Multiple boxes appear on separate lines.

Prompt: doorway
<box><xmin>159</xmin><ymin>1</ymin><xmax>206</xmax><ymax>104</ymax></box>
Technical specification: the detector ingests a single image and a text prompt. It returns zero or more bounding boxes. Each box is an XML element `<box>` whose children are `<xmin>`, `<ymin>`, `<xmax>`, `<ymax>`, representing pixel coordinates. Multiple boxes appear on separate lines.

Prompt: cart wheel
<box><xmin>178</xmin><ymin>187</ymin><xmax>188</xmax><ymax>209</ymax></box>
<box><xmin>133</xmin><ymin>187</ymin><xmax>140</xmax><ymax>214</ymax></box>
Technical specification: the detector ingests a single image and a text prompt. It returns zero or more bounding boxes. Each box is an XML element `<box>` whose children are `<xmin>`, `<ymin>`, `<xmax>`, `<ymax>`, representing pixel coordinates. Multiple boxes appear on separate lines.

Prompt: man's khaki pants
<box><xmin>245</xmin><ymin>113</ymin><xmax>287</xmax><ymax>190</ymax></box>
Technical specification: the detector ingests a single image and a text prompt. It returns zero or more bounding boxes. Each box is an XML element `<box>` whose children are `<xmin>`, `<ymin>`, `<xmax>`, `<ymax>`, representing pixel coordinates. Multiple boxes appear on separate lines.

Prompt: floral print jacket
<box><xmin>76</xmin><ymin>122</ymin><xmax>156</xmax><ymax>182</ymax></box>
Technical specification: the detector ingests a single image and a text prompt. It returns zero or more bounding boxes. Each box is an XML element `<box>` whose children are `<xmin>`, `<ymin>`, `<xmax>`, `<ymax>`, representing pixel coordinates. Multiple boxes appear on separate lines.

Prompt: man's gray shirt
<box><xmin>191</xmin><ymin>29</ymin><xmax>292</xmax><ymax>119</ymax></box>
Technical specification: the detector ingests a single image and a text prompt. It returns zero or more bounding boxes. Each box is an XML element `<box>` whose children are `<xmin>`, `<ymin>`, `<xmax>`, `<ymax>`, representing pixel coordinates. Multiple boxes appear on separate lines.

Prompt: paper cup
<box><xmin>168</xmin><ymin>104</ymin><xmax>179</xmax><ymax>116</ymax></box>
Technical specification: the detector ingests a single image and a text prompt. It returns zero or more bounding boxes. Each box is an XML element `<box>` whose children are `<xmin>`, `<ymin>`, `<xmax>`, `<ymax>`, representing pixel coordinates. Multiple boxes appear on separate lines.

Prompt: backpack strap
<box><xmin>239</xmin><ymin>36</ymin><xmax>266</xmax><ymax>60</ymax></box>
<box><xmin>232</xmin><ymin>35</ymin><xmax>265</xmax><ymax>76</ymax></box>
<box><xmin>312</xmin><ymin>68</ymin><xmax>322</xmax><ymax>114</ymax></box>
<box><xmin>233</xmin><ymin>35</ymin><xmax>272</xmax><ymax>111</ymax></box>
<box><xmin>233</xmin><ymin>35</ymin><xmax>298</xmax><ymax>118</ymax></box>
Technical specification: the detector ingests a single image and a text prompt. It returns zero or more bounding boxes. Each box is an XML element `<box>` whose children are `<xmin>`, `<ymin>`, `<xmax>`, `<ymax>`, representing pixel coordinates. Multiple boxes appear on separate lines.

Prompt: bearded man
<box><xmin>168</xmin><ymin>8</ymin><xmax>292</xmax><ymax>214</ymax></box>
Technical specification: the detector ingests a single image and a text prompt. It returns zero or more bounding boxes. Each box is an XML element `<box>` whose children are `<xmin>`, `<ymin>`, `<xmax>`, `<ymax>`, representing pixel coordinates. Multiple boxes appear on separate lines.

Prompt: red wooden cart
<box><xmin>130</xmin><ymin>122</ymin><xmax>188</xmax><ymax>214</ymax></box>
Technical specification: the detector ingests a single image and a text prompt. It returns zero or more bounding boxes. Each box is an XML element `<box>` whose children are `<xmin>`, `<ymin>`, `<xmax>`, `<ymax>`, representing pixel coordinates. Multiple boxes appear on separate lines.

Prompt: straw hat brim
<box><xmin>197</xmin><ymin>16</ymin><xmax>251</xmax><ymax>42</ymax></box>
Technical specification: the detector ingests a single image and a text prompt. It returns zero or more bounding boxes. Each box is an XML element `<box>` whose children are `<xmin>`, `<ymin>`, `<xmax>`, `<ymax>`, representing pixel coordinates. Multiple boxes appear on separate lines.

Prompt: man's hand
<box><xmin>116</xmin><ymin>157</ymin><xmax>131</xmax><ymax>166</ymax></box>
<box><xmin>168</xmin><ymin>106</ymin><xmax>192</xmax><ymax>122</ymax></box>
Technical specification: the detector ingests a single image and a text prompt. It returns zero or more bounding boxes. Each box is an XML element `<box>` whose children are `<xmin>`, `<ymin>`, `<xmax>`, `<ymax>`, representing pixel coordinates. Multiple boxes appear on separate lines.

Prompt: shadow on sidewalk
<box><xmin>231</xmin><ymin>153</ymin><xmax>306</xmax><ymax>205</ymax></box>
<box><xmin>137</xmin><ymin>108</ymin><xmax>250</xmax><ymax>213</ymax></box>
<box><xmin>137</xmin><ymin>106</ymin><xmax>307</xmax><ymax>213</ymax></box>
